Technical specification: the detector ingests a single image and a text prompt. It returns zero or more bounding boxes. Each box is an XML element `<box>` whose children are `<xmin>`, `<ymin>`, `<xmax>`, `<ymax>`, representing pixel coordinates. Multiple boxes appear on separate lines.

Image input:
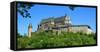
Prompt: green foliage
<box><xmin>17</xmin><ymin>3</ymin><xmax>33</xmax><ymax>18</ymax></box>
<box><xmin>17</xmin><ymin>33</ymin><xmax>22</xmax><ymax>38</ymax></box>
<box><xmin>17</xmin><ymin>31</ymin><xmax>96</xmax><ymax>49</ymax></box>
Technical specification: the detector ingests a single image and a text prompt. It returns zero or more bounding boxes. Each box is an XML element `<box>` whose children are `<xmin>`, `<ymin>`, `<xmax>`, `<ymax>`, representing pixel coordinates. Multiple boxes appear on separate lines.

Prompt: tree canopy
<box><xmin>17</xmin><ymin>31</ymin><xmax>96</xmax><ymax>48</ymax></box>
<box><xmin>17</xmin><ymin>3</ymin><xmax>33</xmax><ymax>18</ymax></box>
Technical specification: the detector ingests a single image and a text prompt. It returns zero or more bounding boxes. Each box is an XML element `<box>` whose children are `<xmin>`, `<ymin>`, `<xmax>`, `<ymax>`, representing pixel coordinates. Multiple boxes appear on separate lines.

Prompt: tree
<box><xmin>17</xmin><ymin>33</ymin><xmax>22</xmax><ymax>38</ymax></box>
<box><xmin>17</xmin><ymin>3</ymin><xmax>33</xmax><ymax>18</ymax></box>
<box><xmin>69</xmin><ymin>6</ymin><xmax>76</xmax><ymax>11</ymax></box>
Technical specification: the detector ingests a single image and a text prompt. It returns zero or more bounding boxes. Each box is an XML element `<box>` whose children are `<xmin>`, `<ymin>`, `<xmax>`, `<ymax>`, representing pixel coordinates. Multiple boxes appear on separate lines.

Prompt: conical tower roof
<box><xmin>28</xmin><ymin>23</ymin><xmax>32</xmax><ymax>28</ymax></box>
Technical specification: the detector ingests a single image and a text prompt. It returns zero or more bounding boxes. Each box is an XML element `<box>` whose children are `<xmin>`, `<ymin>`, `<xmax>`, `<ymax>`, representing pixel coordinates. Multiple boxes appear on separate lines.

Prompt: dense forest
<box><xmin>17</xmin><ymin>31</ymin><xmax>96</xmax><ymax>49</ymax></box>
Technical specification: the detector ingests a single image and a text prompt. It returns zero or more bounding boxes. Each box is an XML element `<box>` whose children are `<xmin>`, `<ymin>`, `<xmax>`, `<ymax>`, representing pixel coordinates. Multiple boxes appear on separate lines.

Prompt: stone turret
<box><xmin>28</xmin><ymin>23</ymin><xmax>32</xmax><ymax>38</ymax></box>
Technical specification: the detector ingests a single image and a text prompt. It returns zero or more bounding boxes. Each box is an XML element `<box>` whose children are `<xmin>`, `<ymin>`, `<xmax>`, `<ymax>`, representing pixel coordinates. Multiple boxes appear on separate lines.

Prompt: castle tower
<box><xmin>64</xmin><ymin>14</ymin><xmax>72</xmax><ymax>32</ymax></box>
<box><xmin>28</xmin><ymin>23</ymin><xmax>32</xmax><ymax>38</ymax></box>
<box><xmin>64</xmin><ymin>14</ymin><xmax>71</xmax><ymax>24</ymax></box>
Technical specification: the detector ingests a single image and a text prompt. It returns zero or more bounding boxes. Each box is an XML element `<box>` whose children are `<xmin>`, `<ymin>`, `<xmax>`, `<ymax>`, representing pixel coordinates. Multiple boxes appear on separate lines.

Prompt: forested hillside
<box><xmin>17</xmin><ymin>31</ymin><xmax>96</xmax><ymax>49</ymax></box>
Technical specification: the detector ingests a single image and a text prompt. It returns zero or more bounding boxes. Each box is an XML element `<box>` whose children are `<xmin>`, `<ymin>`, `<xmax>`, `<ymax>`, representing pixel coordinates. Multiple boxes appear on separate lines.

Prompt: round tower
<box><xmin>28</xmin><ymin>23</ymin><xmax>32</xmax><ymax>38</ymax></box>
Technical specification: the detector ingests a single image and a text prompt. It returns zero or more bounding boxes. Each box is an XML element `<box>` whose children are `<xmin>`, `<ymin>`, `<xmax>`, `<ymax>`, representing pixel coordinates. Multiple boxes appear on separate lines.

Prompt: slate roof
<box><xmin>40</xmin><ymin>15</ymin><xmax>67</xmax><ymax>24</ymax></box>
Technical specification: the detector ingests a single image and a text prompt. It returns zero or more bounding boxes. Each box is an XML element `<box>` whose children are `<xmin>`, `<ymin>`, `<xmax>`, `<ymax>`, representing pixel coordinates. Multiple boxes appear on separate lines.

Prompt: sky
<box><xmin>17</xmin><ymin>3</ymin><xmax>96</xmax><ymax>35</ymax></box>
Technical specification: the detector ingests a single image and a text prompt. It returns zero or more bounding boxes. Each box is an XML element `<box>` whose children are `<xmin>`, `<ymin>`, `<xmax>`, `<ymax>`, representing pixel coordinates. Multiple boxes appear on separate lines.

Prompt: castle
<box><xmin>28</xmin><ymin>14</ymin><xmax>93</xmax><ymax>37</ymax></box>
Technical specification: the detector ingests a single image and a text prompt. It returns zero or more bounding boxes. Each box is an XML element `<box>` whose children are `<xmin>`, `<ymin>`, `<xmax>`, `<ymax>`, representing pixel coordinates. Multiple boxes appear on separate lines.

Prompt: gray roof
<box><xmin>28</xmin><ymin>23</ymin><xmax>32</xmax><ymax>28</ymax></box>
<box><xmin>40</xmin><ymin>15</ymin><xmax>67</xmax><ymax>24</ymax></box>
<box><xmin>54</xmin><ymin>16</ymin><xmax>66</xmax><ymax>22</ymax></box>
<box><xmin>40</xmin><ymin>17</ymin><xmax>54</xmax><ymax>24</ymax></box>
<box><xmin>52</xmin><ymin>25</ymin><xmax>91</xmax><ymax>29</ymax></box>
<box><xmin>70</xmin><ymin>25</ymin><xmax>91</xmax><ymax>29</ymax></box>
